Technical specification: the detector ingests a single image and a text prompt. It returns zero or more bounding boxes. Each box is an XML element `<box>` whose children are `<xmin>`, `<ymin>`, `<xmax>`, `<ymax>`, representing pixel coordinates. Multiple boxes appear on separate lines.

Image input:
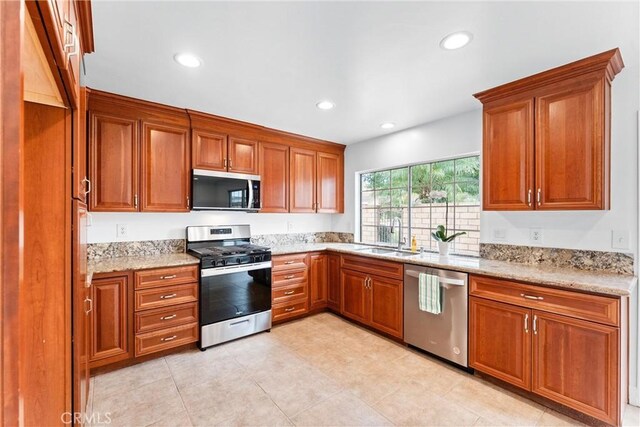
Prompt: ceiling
<box><xmin>84</xmin><ymin>1</ymin><xmax>638</xmax><ymax>145</ymax></box>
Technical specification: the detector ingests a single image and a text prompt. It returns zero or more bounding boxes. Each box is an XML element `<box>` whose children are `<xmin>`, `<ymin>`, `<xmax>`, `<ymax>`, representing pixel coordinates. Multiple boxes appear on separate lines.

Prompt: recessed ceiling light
<box><xmin>316</xmin><ymin>100</ymin><xmax>335</xmax><ymax>110</ymax></box>
<box><xmin>380</xmin><ymin>122</ymin><xmax>395</xmax><ymax>129</ymax></box>
<box><xmin>440</xmin><ymin>31</ymin><xmax>473</xmax><ymax>50</ymax></box>
<box><xmin>174</xmin><ymin>53</ymin><xmax>202</xmax><ymax>68</ymax></box>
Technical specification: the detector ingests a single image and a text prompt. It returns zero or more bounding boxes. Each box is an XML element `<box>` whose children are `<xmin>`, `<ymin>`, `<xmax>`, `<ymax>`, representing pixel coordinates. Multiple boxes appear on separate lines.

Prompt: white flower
<box><xmin>429</xmin><ymin>190</ymin><xmax>448</xmax><ymax>200</ymax></box>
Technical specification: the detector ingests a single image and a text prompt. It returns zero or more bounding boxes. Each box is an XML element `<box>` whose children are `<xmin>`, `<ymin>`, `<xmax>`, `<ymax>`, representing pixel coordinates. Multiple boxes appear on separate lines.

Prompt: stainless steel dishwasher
<box><xmin>404</xmin><ymin>264</ymin><xmax>468</xmax><ymax>368</ymax></box>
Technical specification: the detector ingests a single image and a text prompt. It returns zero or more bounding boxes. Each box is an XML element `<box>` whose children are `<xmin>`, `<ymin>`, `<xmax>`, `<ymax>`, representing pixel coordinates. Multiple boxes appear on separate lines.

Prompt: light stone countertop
<box><xmin>270</xmin><ymin>243</ymin><xmax>637</xmax><ymax>297</ymax></box>
<box><xmin>88</xmin><ymin>253</ymin><xmax>200</xmax><ymax>282</ymax></box>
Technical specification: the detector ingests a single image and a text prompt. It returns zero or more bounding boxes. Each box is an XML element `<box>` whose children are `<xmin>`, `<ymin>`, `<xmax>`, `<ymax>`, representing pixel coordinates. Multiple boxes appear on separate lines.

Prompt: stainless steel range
<box><xmin>186</xmin><ymin>225</ymin><xmax>272</xmax><ymax>350</ymax></box>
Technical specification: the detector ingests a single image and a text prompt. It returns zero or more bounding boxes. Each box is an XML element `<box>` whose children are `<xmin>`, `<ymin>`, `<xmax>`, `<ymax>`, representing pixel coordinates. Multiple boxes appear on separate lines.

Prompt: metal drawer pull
<box><xmin>161</xmin><ymin>335</ymin><xmax>177</xmax><ymax>342</ymax></box>
<box><xmin>283</xmin><ymin>261</ymin><xmax>296</xmax><ymax>265</ymax></box>
<box><xmin>160</xmin><ymin>293</ymin><xmax>177</xmax><ymax>299</ymax></box>
<box><xmin>284</xmin><ymin>275</ymin><xmax>295</xmax><ymax>279</ymax></box>
<box><xmin>284</xmin><ymin>307</ymin><xmax>296</xmax><ymax>312</ymax></box>
<box><xmin>524</xmin><ymin>313</ymin><xmax>529</xmax><ymax>333</ymax></box>
<box><xmin>521</xmin><ymin>293</ymin><xmax>544</xmax><ymax>301</ymax></box>
<box><xmin>161</xmin><ymin>314</ymin><xmax>177</xmax><ymax>320</ymax></box>
<box><xmin>230</xmin><ymin>319</ymin><xmax>250</xmax><ymax>326</ymax></box>
<box><xmin>161</xmin><ymin>274</ymin><xmax>177</xmax><ymax>280</ymax></box>
<box><xmin>283</xmin><ymin>290</ymin><xmax>295</xmax><ymax>295</ymax></box>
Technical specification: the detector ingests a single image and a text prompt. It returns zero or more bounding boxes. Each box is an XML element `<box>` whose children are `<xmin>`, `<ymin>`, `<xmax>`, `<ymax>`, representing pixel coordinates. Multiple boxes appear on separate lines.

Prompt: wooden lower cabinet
<box><xmin>469</xmin><ymin>297</ymin><xmax>532</xmax><ymax>390</ymax></box>
<box><xmin>271</xmin><ymin>254</ymin><xmax>310</xmax><ymax>322</ymax></box>
<box><xmin>532</xmin><ymin>311</ymin><xmax>619</xmax><ymax>425</ymax></box>
<box><xmin>341</xmin><ymin>269</ymin><xmax>369</xmax><ymax>324</ymax></box>
<box><xmin>90</xmin><ymin>273</ymin><xmax>132</xmax><ymax>368</ymax></box>
<box><xmin>309</xmin><ymin>253</ymin><xmax>328</xmax><ymax>310</ymax></box>
<box><xmin>469</xmin><ymin>274</ymin><xmax>623</xmax><ymax>425</ymax></box>
<box><xmin>327</xmin><ymin>254</ymin><xmax>341</xmax><ymax>311</ymax></box>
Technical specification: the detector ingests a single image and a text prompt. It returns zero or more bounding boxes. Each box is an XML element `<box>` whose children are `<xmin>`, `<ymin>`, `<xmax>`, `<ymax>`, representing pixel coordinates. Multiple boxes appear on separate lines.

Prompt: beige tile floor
<box><xmin>89</xmin><ymin>313</ymin><xmax>640</xmax><ymax>427</ymax></box>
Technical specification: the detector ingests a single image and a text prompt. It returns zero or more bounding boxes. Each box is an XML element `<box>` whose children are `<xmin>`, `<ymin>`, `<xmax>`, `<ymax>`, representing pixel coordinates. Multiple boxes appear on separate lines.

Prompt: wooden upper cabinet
<box><xmin>140</xmin><ymin>121</ymin><xmax>190</xmax><ymax>212</ymax></box>
<box><xmin>228</xmin><ymin>136</ymin><xmax>259</xmax><ymax>174</ymax></box>
<box><xmin>469</xmin><ymin>297</ymin><xmax>531</xmax><ymax>390</ymax></box>
<box><xmin>535</xmin><ymin>80</ymin><xmax>607</xmax><ymax>209</ymax></box>
<box><xmin>73</xmin><ymin>87</ymin><xmax>88</xmax><ymax>202</ymax></box>
<box><xmin>192</xmin><ymin>130</ymin><xmax>227</xmax><ymax>171</ymax></box>
<box><xmin>474</xmin><ymin>48</ymin><xmax>623</xmax><ymax>211</ymax></box>
<box><xmin>88</xmin><ymin>111</ymin><xmax>139</xmax><ymax>212</ymax></box>
<box><xmin>290</xmin><ymin>147</ymin><xmax>317</xmax><ymax>213</ymax></box>
<box><xmin>317</xmin><ymin>151</ymin><xmax>343</xmax><ymax>213</ymax></box>
<box><xmin>532</xmin><ymin>311</ymin><xmax>619</xmax><ymax>425</ymax></box>
<box><xmin>482</xmin><ymin>99</ymin><xmax>534</xmax><ymax>210</ymax></box>
<box><xmin>259</xmin><ymin>142</ymin><xmax>289</xmax><ymax>213</ymax></box>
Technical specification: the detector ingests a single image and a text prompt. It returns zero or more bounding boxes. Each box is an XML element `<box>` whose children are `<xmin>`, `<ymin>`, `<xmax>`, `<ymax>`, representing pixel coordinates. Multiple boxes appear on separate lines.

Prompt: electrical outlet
<box><xmin>116</xmin><ymin>224</ymin><xmax>128</xmax><ymax>239</ymax></box>
<box><xmin>529</xmin><ymin>228</ymin><xmax>543</xmax><ymax>244</ymax></box>
<box><xmin>612</xmin><ymin>230</ymin><xmax>629</xmax><ymax>249</ymax></box>
<box><xmin>287</xmin><ymin>221</ymin><xmax>294</xmax><ymax>232</ymax></box>
<box><xmin>493</xmin><ymin>228</ymin><xmax>506</xmax><ymax>240</ymax></box>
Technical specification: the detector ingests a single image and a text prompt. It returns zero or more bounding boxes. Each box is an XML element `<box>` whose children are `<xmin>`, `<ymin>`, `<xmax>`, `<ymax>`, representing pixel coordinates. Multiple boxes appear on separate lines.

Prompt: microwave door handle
<box><xmin>247</xmin><ymin>180</ymin><xmax>253</xmax><ymax>209</ymax></box>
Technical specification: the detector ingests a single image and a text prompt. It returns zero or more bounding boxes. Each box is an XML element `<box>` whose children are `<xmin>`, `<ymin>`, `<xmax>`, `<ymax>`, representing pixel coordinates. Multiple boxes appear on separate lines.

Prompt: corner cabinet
<box><xmin>88</xmin><ymin>90</ymin><xmax>191</xmax><ymax>212</ymax></box>
<box><xmin>474</xmin><ymin>48</ymin><xmax>624</xmax><ymax>211</ymax></box>
<box><xmin>469</xmin><ymin>274</ymin><xmax>624</xmax><ymax>425</ymax></box>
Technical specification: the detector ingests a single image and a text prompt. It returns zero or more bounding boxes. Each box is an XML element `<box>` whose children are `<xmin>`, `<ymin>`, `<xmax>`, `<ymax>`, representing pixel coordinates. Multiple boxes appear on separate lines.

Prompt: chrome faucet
<box><xmin>390</xmin><ymin>217</ymin><xmax>406</xmax><ymax>251</ymax></box>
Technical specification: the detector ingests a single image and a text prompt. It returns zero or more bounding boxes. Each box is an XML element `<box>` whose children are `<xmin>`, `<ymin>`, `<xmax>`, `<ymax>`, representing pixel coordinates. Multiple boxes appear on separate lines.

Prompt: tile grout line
<box><xmin>165</xmin><ymin>356</ymin><xmax>195</xmax><ymax>427</ymax></box>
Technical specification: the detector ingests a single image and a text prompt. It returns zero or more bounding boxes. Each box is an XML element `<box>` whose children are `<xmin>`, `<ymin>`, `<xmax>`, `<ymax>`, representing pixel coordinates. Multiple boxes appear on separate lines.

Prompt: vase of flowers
<box><xmin>429</xmin><ymin>190</ymin><xmax>466</xmax><ymax>256</ymax></box>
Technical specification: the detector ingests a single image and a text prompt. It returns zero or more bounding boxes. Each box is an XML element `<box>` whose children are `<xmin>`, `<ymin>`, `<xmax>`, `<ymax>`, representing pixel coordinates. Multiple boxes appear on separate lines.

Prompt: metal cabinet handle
<box><xmin>224</xmin><ymin>159</ymin><xmax>228</xmax><ymax>168</ymax></box>
<box><xmin>533</xmin><ymin>315</ymin><xmax>538</xmax><ymax>335</ymax></box>
<box><xmin>84</xmin><ymin>297</ymin><xmax>93</xmax><ymax>314</ymax></box>
<box><xmin>82</xmin><ymin>178</ymin><xmax>91</xmax><ymax>196</ymax></box>
<box><xmin>63</xmin><ymin>19</ymin><xmax>79</xmax><ymax>58</ymax></box>
<box><xmin>134</xmin><ymin>194</ymin><xmax>138</xmax><ymax>209</ymax></box>
<box><xmin>161</xmin><ymin>314</ymin><xmax>177</xmax><ymax>321</ymax></box>
<box><xmin>521</xmin><ymin>293</ymin><xmax>544</xmax><ymax>301</ymax></box>
<box><xmin>229</xmin><ymin>159</ymin><xmax>233</xmax><ymax>168</ymax></box>
<box><xmin>187</xmin><ymin>196</ymin><xmax>190</xmax><ymax>207</ymax></box>
<box><xmin>283</xmin><ymin>261</ymin><xmax>295</xmax><ymax>265</ymax></box>
<box><xmin>284</xmin><ymin>275</ymin><xmax>295</xmax><ymax>280</ymax></box>
<box><xmin>283</xmin><ymin>290</ymin><xmax>295</xmax><ymax>295</ymax></box>
<box><xmin>537</xmin><ymin>188</ymin><xmax>541</xmax><ymax>205</ymax></box>
<box><xmin>161</xmin><ymin>274</ymin><xmax>177</xmax><ymax>280</ymax></box>
<box><xmin>524</xmin><ymin>313</ymin><xmax>529</xmax><ymax>333</ymax></box>
<box><xmin>160</xmin><ymin>293</ymin><xmax>177</xmax><ymax>299</ymax></box>
<box><xmin>161</xmin><ymin>335</ymin><xmax>177</xmax><ymax>342</ymax></box>
<box><xmin>527</xmin><ymin>189</ymin><xmax>532</xmax><ymax>207</ymax></box>
<box><xmin>284</xmin><ymin>307</ymin><xmax>295</xmax><ymax>312</ymax></box>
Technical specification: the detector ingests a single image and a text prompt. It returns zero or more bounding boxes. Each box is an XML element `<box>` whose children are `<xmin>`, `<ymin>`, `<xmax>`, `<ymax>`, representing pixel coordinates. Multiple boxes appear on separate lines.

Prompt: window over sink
<box><xmin>359</xmin><ymin>155</ymin><xmax>480</xmax><ymax>256</ymax></box>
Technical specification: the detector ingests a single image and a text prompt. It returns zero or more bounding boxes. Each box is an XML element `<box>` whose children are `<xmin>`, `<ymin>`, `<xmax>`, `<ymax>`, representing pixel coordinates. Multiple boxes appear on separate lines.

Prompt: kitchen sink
<box><xmin>356</xmin><ymin>247</ymin><xmax>396</xmax><ymax>254</ymax></box>
<box><xmin>390</xmin><ymin>251</ymin><xmax>417</xmax><ymax>257</ymax></box>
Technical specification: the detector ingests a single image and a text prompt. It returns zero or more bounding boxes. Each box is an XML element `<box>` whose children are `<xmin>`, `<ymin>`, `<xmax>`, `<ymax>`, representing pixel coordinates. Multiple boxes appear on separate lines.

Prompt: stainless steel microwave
<box><xmin>191</xmin><ymin>169</ymin><xmax>261</xmax><ymax>211</ymax></box>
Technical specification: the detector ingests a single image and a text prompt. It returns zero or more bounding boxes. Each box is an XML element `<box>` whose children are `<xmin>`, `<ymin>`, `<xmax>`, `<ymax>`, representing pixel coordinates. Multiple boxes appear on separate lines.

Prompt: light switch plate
<box><xmin>612</xmin><ymin>230</ymin><xmax>629</xmax><ymax>249</ymax></box>
<box><xmin>493</xmin><ymin>228</ymin><xmax>506</xmax><ymax>240</ymax></box>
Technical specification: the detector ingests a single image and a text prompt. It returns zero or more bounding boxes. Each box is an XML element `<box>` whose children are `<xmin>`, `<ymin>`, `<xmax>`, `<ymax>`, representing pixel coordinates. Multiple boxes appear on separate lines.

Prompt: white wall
<box><xmin>88</xmin><ymin>212</ymin><xmax>334</xmax><ymax>243</ymax></box>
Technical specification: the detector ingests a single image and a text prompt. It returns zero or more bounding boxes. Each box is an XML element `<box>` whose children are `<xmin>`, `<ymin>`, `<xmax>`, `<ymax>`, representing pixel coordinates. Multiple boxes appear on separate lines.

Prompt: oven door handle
<box><xmin>201</xmin><ymin>261</ymin><xmax>272</xmax><ymax>278</ymax></box>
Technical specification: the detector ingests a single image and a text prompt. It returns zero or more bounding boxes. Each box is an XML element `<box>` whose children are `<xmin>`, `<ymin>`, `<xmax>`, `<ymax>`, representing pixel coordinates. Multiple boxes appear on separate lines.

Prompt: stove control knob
<box><xmin>236</xmin><ymin>258</ymin><xmax>241</xmax><ymax>264</ymax></box>
<box><xmin>254</xmin><ymin>255</ymin><xmax>263</xmax><ymax>262</ymax></box>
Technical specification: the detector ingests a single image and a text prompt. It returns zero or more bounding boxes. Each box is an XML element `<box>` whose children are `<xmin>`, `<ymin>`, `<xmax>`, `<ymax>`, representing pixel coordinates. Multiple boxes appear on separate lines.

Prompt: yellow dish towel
<box><xmin>418</xmin><ymin>273</ymin><xmax>442</xmax><ymax>314</ymax></box>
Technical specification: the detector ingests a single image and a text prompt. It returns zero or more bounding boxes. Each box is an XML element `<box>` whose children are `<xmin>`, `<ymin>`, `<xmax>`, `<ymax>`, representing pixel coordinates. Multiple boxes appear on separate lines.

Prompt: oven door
<box><xmin>200</xmin><ymin>262</ymin><xmax>272</xmax><ymax>326</ymax></box>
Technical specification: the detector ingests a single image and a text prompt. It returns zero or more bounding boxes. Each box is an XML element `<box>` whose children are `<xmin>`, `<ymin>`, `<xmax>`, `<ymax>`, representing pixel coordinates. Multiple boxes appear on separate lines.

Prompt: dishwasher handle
<box><xmin>405</xmin><ymin>269</ymin><xmax>467</xmax><ymax>286</ymax></box>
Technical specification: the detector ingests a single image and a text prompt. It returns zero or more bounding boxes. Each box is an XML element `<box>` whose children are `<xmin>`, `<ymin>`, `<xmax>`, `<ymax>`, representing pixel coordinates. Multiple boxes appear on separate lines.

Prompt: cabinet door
<box><xmin>482</xmin><ymin>99</ymin><xmax>535</xmax><ymax>210</ymax></box>
<box><xmin>369</xmin><ymin>276</ymin><xmax>403</xmax><ymax>338</ymax></box>
<box><xmin>72</xmin><ymin>200</ymin><xmax>90</xmax><ymax>419</ymax></box>
<box><xmin>309</xmin><ymin>254</ymin><xmax>328</xmax><ymax>310</ymax></box>
<box><xmin>469</xmin><ymin>297</ymin><xmax>531</xmax><ymax>390</ymax></box>
<box><xmin>340</xmin><ymin>269</ymin><xmax>369</xmax><ymax>324</ymax></box>
<box><xmin>316</xmin><ymin>152</ymin><xmax>343</xmax><ymax>213</ymax></box>
<box><xmin>532</xmin><ymin>311</ymin><xmax>619</xmax><ymax>425</ymax></box>
<box><xmin>228</xmin><ymin>136</ymin><xmax>258</xmax><ymax>174</ymax></box>
<box><xmin>89</xmin><ymin>112</ymin><xmax>139</xmax><ymax>211</ymax></box>
<box><xmin>73</xmin><ymin>87</ymin><xmax>88</xmax><ymax>201</ymax></box>
<box><xmin>140</xmin><ymin>121</ymin><xmax>190</xmax><ymax>212</ymax></box>
<box><xmin>90</xmin><ymin>274</ymin><xmax>132</xmax><ymax>367</ymax></box>
<box><xmin>290</xmin><ymin>147</ymin><xmax>317</xmax><ymax>213</ymax></box>
<box><xmin>192</xmin><ymin>130</ymin><xmax>227</xmax><ymax>171</ymax></box>
<box><xmin>259</xmin><ymin>142</ymin><xmax>289</xmax><ymax>213</ymax></box>
<box><xmin>535</xmin><ymin>80</ymin><xmax>606</xmax><ymax>210</ymax></box>
<box><xmin>327</xmin><ymin>254</ymin><xmax>341</xmax><ymax>311</ymax></box>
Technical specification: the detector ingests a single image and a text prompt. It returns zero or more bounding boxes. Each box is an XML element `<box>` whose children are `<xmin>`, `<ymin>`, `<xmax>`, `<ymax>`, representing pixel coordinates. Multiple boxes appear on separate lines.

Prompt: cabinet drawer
<box><xmin>135</xmin><ymin>283</ymin><xmax>198</xmax><ymax>311</ymax></box>
<box><xmin>272</xmin><ymin>298</ymin><xmax>308</xmax><ymax>322</ymax></box>
<box><xmin>134</xmin><ymin>265</ymin><xmax>198</xmax><ymax>290</ymax></box>
<box><xmin>341</xmin><ymin>255</ymin><xmax>403</xmax><ymax>280</ymax></box>
<box><xmin>272</xmin><ymin>283</ymin><xmax>307</xmax><ymax>304</ymax></box>
<box><xmin>273</xmin><ymin>268</ymin><xmax>308</xmax><ymax>287</ymax></box>
<box><xmin>135</xmin><ymin>322</ymin><xmax>198</xmax><ymax>357</ymax></box>
<box><xmin>272</xmin><ymin>254</ymin><xmax>308</xmax><ymax>271</ymax></box>
<box><xmin>470</xmin><ymin>275</ymin><xmax>619</xmax><ymax>326</ymax></box>
<box><xmin>135</xmin><ymin>302</ymin><xmax>198</xmax><ymax>334</ymax></box>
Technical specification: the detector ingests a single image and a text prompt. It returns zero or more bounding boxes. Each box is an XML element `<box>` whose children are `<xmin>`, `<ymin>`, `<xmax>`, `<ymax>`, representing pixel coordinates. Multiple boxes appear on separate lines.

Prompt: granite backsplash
<box><xmin>480</xmin><ymin>243</ymin><xmax>634</xmax><ymax>275</ymax></box>
<box><xmin>87</xmin><ymin>232</ymin><xmax>355</xmax><ymax>260</ymax></box>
